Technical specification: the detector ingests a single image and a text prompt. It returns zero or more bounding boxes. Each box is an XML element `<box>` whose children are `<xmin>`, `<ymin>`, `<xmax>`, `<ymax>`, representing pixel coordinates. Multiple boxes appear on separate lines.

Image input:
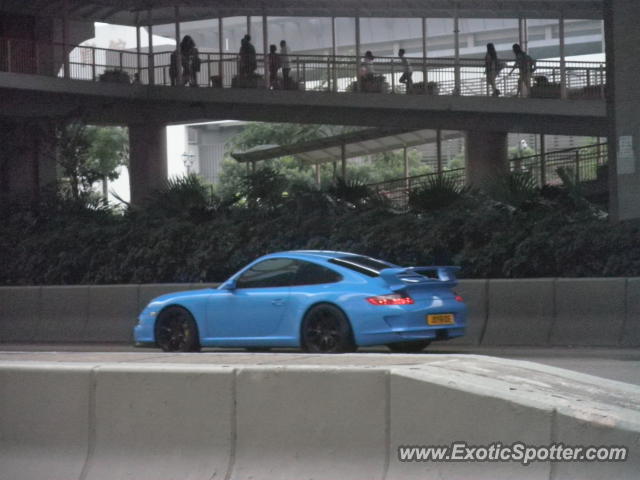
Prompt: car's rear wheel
<box><xmin>155</xmin><ymin>306</ymin><xmax>201</xmax><ymax>352</ymax></box>
<box><xmin>387</xmin><ymin>340</ymin><xmax>431</xmax><ymax>353</ymax></box>
<box><xmin>301</xmin><ymin>304</ymin><xmax>356</xmax><ymax>353</ymax></box>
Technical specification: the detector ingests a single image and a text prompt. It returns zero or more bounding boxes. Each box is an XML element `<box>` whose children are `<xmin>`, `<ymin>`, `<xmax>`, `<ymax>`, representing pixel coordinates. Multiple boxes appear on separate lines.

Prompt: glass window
<box><xmin>329</xmin><ymin>255</ymin><xmax>396</xmax><ymax>277</ymax></box>
<box><xmin>293</xmin><ymin>260</ymin><xmax>343</xmax><ymax>286</ymax></box>
<box><xmin>236</xmin><ymin>258</ymin><xmax>298</xmax><ymax>289</ymax></box>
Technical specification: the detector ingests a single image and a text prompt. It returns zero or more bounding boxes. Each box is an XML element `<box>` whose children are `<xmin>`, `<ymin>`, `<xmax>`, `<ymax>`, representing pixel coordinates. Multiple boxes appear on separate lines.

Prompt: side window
<box><xmin>293</xmin><ymin>260</ymin><xmax>343</xmax><ymax>286</ymax></box>
<box><xmin>236</xmin><ymin>258</ymin><xmax>298</xmax><ymax>289</ymax></box>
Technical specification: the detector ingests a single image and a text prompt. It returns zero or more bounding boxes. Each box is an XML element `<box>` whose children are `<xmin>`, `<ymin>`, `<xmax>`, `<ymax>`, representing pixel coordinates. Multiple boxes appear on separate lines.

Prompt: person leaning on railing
<box><xmin>509</xmin><ymin>43</ymin><xmax>536</xmax><ymax>98</ymax></box>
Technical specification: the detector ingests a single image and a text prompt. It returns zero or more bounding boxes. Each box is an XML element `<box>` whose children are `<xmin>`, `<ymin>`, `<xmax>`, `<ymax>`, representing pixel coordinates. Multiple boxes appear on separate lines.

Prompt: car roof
<box><xmin>264</xmin><ymin>250</ymin><xmax>358</xmax><ymax>261</ymax></box>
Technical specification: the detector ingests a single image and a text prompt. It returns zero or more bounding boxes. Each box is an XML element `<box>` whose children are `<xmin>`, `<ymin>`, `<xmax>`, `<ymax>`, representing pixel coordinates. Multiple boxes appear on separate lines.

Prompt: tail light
<box><xmin>455</xmin><ymin>294</ymin><xmax>464</xmax><ymax>302</ymax></box>
<box><xmin>366</xmin><ymin>293</ymin><xmax>414</xmax><ymax>306</ymax></box>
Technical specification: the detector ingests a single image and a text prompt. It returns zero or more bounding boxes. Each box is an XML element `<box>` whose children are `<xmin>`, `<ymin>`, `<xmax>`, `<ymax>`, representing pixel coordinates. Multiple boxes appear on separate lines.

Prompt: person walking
<box><xmin>509</xmin><ymin>43</ymin><xmax>535</xmax><ymax>97</ymax></box>
<box><xmin>280</xmin><ymin>40</ymin><xmax>291</xmax><ymax>88</ymax></box>
<box><xmin>398</xmin><ymin>48</ymin><xmax>413</xmax><ymax>92</ymax></box>
<box><xmin>267</xmin><ymin>44</ymin><xmax>281</xmax><ymax>89</ymax></box>
<box><xmin>484</xmin><ymin>43</ymin><xmax>502</xmax><ymax>97</ymax></box>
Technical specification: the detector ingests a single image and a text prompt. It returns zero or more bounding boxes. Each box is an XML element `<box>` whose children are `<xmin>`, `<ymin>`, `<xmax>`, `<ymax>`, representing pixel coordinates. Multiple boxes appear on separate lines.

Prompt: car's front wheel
<box><xmin>155</xmin><ymin>306</ymin><xmax>201</xmax><ymax>352</ymax></box>
<box><xmin>301</xmin><ymin>304</ymin><xmax>356</xmax><ymax>353</ymax></box>
<box><xmin>387</xmin><ymin>340</ymin><xmax>431</xmax><ymax>353</ymax></box>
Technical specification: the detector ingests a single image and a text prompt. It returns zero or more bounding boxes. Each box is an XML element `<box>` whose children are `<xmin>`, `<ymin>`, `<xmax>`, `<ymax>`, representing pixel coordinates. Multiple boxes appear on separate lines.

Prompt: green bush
<box><xmin>1</xmin><ymin>173</ymin><xmax>639</xmax><ymax>285</ymax></box>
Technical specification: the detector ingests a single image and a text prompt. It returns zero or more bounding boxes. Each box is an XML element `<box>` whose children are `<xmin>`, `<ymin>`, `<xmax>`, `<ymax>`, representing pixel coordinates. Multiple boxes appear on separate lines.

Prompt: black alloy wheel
<box><xmin>387</xmin><ymin>340</ymin><xmax>431</xmax><ymax>353</ymax></box>
<box><xmin>155</xmin><ymin>306</ymin><xmax>201</xmax><ymax>352</ymax></box>
<box><xmin>301</xmin><ymin>304</ymin><xmax>356</xmax><ymax>353</ymax></box>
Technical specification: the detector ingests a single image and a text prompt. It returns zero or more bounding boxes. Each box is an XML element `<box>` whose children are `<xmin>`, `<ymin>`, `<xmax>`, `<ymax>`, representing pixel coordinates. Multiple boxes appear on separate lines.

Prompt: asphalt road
<box><xmin>1</xmin><ymin>343</ymin><xmax>639</xmax><ymax>386</ymax></box>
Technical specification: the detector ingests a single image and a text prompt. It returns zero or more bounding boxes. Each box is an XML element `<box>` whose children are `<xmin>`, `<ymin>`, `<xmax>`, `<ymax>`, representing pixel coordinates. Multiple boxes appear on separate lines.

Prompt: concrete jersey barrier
<box><xmin>0</xmin><ymin>356</ymin><xmax>638</xmax><ymax>480</ymax></box>
<box><xmin>0</xmin><ymin>278</ymin><xmax>638</xmax><ymax>347</ymax></box>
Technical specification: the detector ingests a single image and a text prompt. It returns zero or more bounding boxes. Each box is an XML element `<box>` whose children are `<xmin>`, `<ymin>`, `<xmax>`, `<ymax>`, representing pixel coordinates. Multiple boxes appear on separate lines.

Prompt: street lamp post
<box><xmin>182</xmin><ymin>152</ymin><xmax>196</xmax><ymax>175</ymax></box>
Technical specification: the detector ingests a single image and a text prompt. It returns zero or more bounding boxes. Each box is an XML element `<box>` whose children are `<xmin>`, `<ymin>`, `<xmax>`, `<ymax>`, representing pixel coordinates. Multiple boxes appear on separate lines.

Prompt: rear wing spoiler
<box><xmin>379</xmin><ymin>266</ymin><xmax>460</xmax><ymax>290</ymax></box>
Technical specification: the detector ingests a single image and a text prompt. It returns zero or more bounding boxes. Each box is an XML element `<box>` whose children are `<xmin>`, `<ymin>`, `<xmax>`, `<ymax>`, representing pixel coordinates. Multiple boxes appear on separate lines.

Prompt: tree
<box><xmin>86</xmin><ymin>126</ymin><xmax>129</xmax><ymax>199</ymax></box>
<box><xmin>56</xmin><ymin>122</ymin><xmax>128</xmax><ymax>200</ymax></box>
<box><xmin>219</xmin><ymin>122</ymin><xmax>432</xmax><ymax>194</ymax></box>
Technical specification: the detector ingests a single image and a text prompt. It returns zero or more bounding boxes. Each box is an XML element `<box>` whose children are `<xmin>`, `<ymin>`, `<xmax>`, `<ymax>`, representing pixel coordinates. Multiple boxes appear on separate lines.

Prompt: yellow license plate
<box><xmin>427</xmin><ymin>314</ymin><xmax>455</xmax><ymax>325</ymax></box>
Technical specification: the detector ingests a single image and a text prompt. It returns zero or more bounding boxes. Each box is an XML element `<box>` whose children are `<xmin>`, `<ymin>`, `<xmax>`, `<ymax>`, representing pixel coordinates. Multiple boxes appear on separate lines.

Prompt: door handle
<box><xmin>272</xmin><ymin>299</ymin><xmax>285</xmax><ymax>306</ymax></box>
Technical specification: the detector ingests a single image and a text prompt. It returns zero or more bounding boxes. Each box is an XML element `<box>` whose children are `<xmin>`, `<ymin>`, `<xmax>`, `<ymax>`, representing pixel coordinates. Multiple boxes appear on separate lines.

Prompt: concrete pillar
<box><xmin>62</xmin><ymin>0</ymin><xmax>70</xmax><ymax>79</ymax></box>
<box><xmin>135</xmin><ymin>21</ymin><xmax>142</xmax><ymax>79</ymax></box>
<box><xmin>218</xmin><ymin>17</ymin><xmax>224</xmax><ymax>84</ymax></box>
<box><xmin>559</xmin><ymin>13</ymin><xmax>567</xmax><ymax>99</ymax></box>
<box><xmin>341</xmin><ymin>143</ymin><xmax>347</xmax><ymax>178</ymax></box>
<box><xmin>175</xmin><ymin>6</ymin><xmax>182</xmax><ymax>86</ymax></box>
<box><xmin>465</xmin><ymin>131</ymin><xmax>509</xmax><ymax>189</ymax></box>
<box><xmin>605</xmin><ymin>0</ymin><xmax>640</xmax><ymax>221</ymax></box>
<box><xmin>355</xmin><ymin>17</ymin><xmax>361</xmax><ymax>90</ymax></box>
<box><xmin>421</xmin><ymin>18</ymin><xmax>427</xmax><ymax>84</ymax></box>
<box><xmin>331</xmin><ymin>17</ymin><xmax>337</xmax><ymax>92</ymax></box>
<box><xmin>453</xmin><ymin>12</ymin><xmax>461</xmax><ymax>95</ymax></box>
<box><xmin>147</xmin><ymin>10</ymin><xmax>155</xmax><ymax>85</ymax></box>
<box><xmin>128</xmin><ymin>123</ymin><xmax>167</xmax><ymax>205</ymax></box>
<box><xmin>262</xmin><ymin>14</ymin><xmax>269</xmax><ymax>88</ymax></box>
<box><xmin>0</xmin><ymin>120</ymin><xmax>57</xmax><ymax>203</ymax></box>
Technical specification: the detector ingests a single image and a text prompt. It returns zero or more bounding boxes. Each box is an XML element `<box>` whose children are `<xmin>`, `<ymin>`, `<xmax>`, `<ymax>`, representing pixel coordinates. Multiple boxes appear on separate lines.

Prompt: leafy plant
<box><xmin>408</xmin><ymin>174</ymin><xmax>467</xmax><ymax>212</ymax></box>
<box><xmin>487</xmin><ymin>171</ymin><xmax>539</xmax><ymax>208</ymax></box>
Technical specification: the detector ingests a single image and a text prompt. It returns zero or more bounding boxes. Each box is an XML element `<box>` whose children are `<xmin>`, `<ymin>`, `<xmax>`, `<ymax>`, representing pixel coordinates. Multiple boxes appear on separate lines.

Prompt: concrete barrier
<box><xmin>553</xmin><ymin>413</ymin><xmax>640</xmax><ymax>480</ymax></box>
<box><xmin>621</xmin><ymin>278</ymin><xmax>640</xmax><ymax>347</ymax></box>
<box><xmin>83</xmin><ymin>365</ymin><xmax>233</xmax><ymax>480</ymax></box>
<box><xmin>232</xmin><ymin>368</ymin><xmax>388</xmax><ymax>480</ymax></box>
<box><xmin>86</xmin><ymin>285</ymin><xmax>139</xmax><ymax>343</ymax></box>
<box><xmin>482</xmin><ymin>279</ymin><xmax>555</xmax><ymax>346</ymax></box>
<box><xmin>0</xmin><ymin>364</ymin><xmax>91</xmax><ymax>480</ymax></box>
<box><xmin>448</xmin><ymin>279</ymin><xmax>487</xmax><ymax>345</ymax></box>
<box><xmin>0</xmin><ymin>286</ymin><xmax>41</xmax><ymax>343</ymax></box>
<box><xmin>37</xmin><ymin>286</ymin><xmax>90</xmax><ymax>342</ymax></box>
<box><xmin>550</xmin><ymin>278</ymin><xmax>626</xmax><ymax>346</ymax></box>
<box><xmin>0</xmin><ymin>278</ymin><xmax>639</xmax><ymax>346</ymax></box>
<box><xmin>388</xmin><ymin>370</ymin><xmax>553</xmax><ymax>480</ymax></box>
<box><xmin>1</xmin><ymin>356</ymin><xmax>638</xmax><ymax>480</ymax></box>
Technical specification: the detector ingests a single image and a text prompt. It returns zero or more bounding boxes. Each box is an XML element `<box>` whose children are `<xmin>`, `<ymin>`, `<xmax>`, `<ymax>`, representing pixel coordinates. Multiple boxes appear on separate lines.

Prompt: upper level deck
<box><xmin>0</xmin><ymin>36</ymin><xmax>607</xmax><ymax>136</ymax></box>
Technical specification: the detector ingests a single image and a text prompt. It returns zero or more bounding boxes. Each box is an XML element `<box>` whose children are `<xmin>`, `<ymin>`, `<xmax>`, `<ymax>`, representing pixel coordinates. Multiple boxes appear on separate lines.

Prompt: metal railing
<box><xmin>0</xmin><ymin>36</ymin><xmax>607</xmax><ymax>100</ymax></box>
<box><xmin>369</xmin><ymin>143</ymin><xmax>608</xmax><ymax>208</ymax></box>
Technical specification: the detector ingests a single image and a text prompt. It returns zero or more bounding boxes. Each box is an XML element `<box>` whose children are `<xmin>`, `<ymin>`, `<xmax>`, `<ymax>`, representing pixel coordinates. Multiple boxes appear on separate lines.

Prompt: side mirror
<box><xmin>224</xmin><ymin>279</ymin><xmax>237</xmax><ymax>291</ymax></box>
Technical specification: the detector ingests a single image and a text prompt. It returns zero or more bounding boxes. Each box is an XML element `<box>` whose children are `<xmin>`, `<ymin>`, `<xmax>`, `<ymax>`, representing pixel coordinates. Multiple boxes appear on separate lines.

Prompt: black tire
<box><xmin>155</xmin><ymin>306</ymin><xmax>201</xmax><ymax>352</ymax></box>
<box><xmin>301</xmin><ymin>304</ymin><xmax>356</xmax><ymax>353</ymax></box>
<box><xmin>387</xmin><ymin>340</ymin><xmax>431</xmax><ymax>353</ymax></box>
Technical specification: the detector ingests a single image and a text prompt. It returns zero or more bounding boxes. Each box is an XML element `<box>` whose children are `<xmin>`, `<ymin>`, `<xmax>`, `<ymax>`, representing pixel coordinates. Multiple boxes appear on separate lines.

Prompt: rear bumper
<box><xmin>353</xmin><ymin>306</ymin><xmax>467</xmax><ymax>346</ymax></box>
<box><xmin>357</xmin><ymin>325</ymin><xmax>466</xmax><ymax>345</ymax></box>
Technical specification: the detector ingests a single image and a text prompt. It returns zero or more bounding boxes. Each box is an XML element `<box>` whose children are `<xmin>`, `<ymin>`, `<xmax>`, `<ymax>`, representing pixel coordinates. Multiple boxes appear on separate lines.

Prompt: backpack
<box><xmin>526</xmin><ymin>54</ymin><xmax>536</xmax><ymax>73</ymax></box>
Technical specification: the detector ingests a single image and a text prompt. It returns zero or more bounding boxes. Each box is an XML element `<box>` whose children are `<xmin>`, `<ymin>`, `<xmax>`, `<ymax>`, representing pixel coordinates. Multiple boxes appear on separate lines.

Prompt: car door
<box><xmin>209</xmin><ymin>257</ymin><xmax>297</xmax><ymax>340</ymax></box>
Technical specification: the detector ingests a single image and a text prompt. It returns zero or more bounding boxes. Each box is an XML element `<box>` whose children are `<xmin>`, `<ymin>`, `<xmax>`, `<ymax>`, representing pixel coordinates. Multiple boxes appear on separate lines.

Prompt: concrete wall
<box><xmin>0</xmin><ymin>278</ymin><xmax>638</xmax><ymax>347</ymax></box>
<box><xmin>1</xmin><ymin>360</ymin><xmax>638</xmax><ymax>480</ymax></box>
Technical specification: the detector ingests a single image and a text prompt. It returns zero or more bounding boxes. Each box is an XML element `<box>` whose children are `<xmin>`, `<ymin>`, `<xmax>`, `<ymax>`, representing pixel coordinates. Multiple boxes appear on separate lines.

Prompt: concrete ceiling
<box><xmin>1</xmin><ymin>1</ymin><xmax>604</xmax><ymax>25</ymax></box>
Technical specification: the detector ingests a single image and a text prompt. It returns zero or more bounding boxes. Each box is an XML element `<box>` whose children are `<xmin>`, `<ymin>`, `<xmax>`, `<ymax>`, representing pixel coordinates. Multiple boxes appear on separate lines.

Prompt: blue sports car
<box><xmin>134</xmin><ymin>251</ymin><xmax>467</xmax><ymax>353</ymax></box>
